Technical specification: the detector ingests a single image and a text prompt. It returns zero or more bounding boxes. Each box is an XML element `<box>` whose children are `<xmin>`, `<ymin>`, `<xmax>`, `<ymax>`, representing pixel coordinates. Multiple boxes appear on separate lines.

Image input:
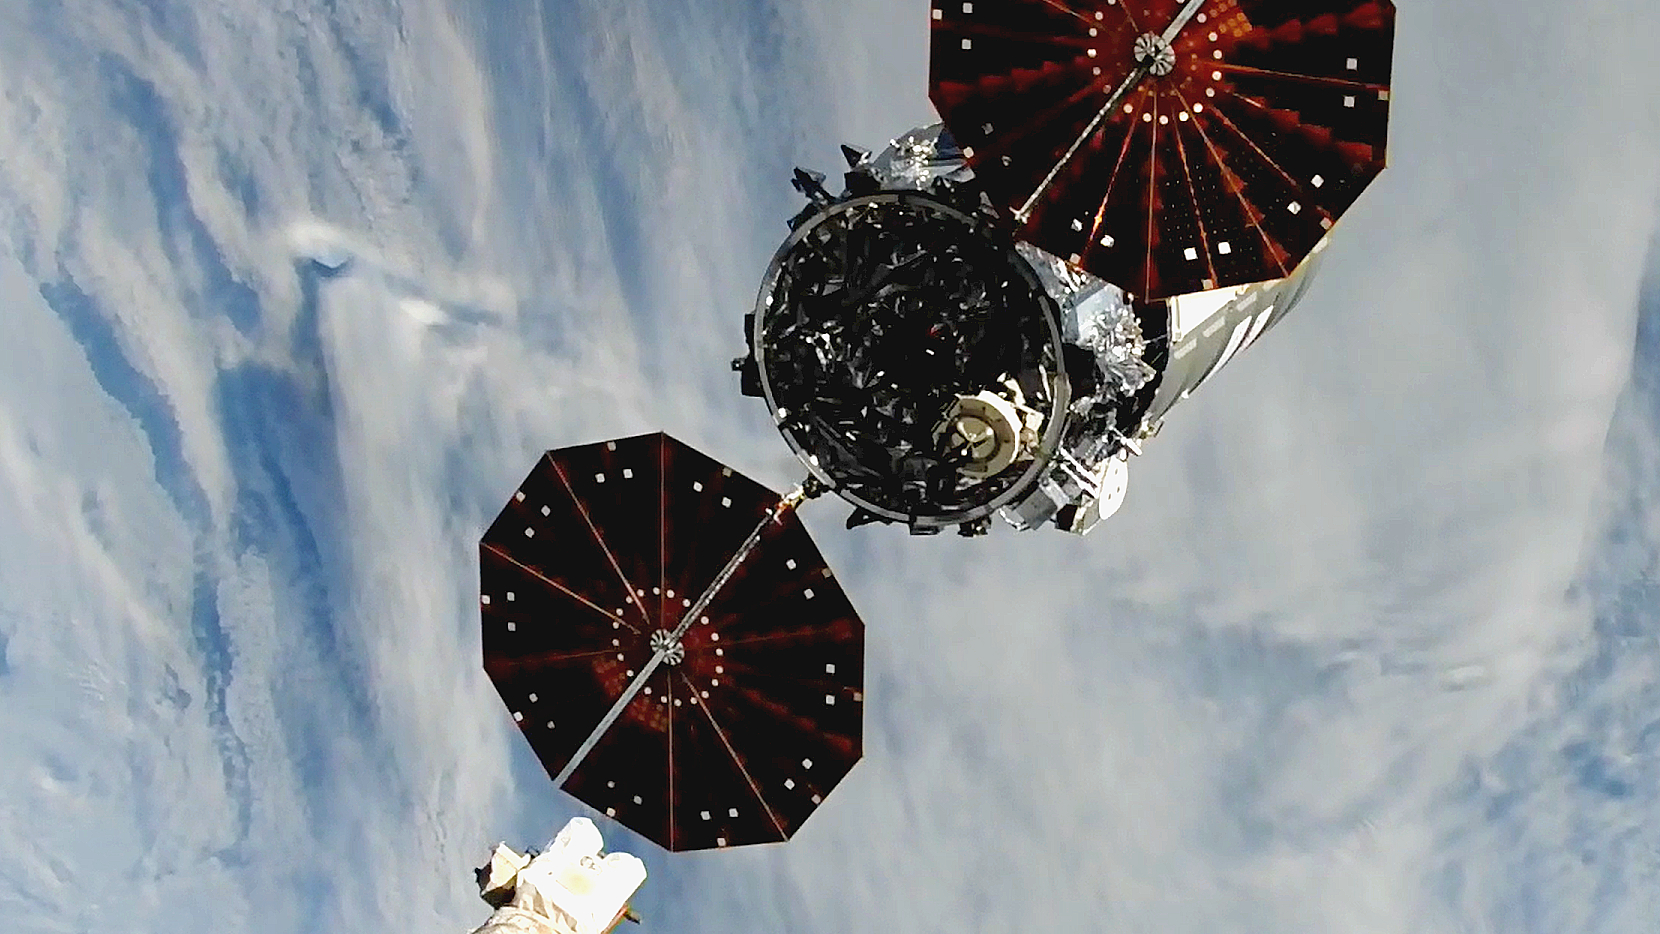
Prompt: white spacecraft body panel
<box><xmin>1093</xmin><ymin>454</ymin><xmax>1129</xmax><ymax>523</ymax></box>
<box><xmin>471</xmin><ymin>818</ymin><xmax>646</xmax><ymax>934</ymax></box>
<box><xmin>1168</xmin><ymin>284</ymin><xmax>1251</xmax><ymax>345</ymax></box>
<box><xmin>1140</xmin><ymin>237</ymin><xmax>1329</xmax><ymax>433</ymax></box>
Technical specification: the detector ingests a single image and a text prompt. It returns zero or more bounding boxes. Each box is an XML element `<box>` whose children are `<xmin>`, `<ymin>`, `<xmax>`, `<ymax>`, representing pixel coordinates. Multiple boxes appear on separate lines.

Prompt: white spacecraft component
<box><xmin>470</xmin><ymin>817</ymin><xmax>646</xmax><ymax>934</ymax></box>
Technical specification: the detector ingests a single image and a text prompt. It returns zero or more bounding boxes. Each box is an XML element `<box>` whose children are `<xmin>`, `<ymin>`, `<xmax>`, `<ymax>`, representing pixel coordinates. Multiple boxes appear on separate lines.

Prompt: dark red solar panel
<box><xmin>931</xmin><ymin>0</ymin><xmax>1395</xmax><ymax>300</ymax></box>
<box><xmin>480</xmin><ymin>433</ymin><xmax>864</xmax><ymax>851</ymax></box>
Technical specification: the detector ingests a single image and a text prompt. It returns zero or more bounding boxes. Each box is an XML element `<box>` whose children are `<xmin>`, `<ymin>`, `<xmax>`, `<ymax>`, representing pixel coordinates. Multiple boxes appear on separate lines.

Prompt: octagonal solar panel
<box><xmin>931</xmin><ymin>0</ymin><xmax>1396</xmax><ymax>300</ymax></box>
<box><xmin>479</xmin><ymin>432</ymin><xmax>864</xmax><ymax>851</ymax></box>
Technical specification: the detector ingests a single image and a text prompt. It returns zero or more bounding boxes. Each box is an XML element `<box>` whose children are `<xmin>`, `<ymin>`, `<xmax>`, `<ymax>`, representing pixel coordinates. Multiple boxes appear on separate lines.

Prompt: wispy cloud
<box><xmin>3</xmin><ymin>0</ymin><xmax>1660</xmax><ymax>932</ymax></box>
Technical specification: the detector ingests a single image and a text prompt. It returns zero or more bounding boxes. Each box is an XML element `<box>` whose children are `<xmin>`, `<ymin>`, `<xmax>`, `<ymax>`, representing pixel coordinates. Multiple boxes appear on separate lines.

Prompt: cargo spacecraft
<box><xmin>477</xmin><ymin>0</ymin><xmax>1397</xmax><ymax>859</ymax></box>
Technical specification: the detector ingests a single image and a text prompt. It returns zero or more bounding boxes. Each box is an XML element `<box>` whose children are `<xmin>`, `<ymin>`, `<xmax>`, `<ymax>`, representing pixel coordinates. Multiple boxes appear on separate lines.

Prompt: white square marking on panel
<box><xmin>595</xmin><ymin>473</ymin><xmax>605</xmax><ymax>483</ymax></box>
<box><xmin>962</xmin><ymin>1</ymin><xmax>972</xmax><ymax>11</ymax></box>
<box><xmin>546</xmin><ymin>721</ymin><xmax>555</xmax><ymax>729</ymax></box>
<box><xmin>701</xmin><ymin>810</ymin><xmax>711</xmax><ymax>820</ymax></box>
<box><xmin>1346</xmin><ymin>57</ymin><xmax>1358</xmax><ymax>70</ymax></box>
<box><xmin>802</xmin><ymin>758</ymin><xmax>814</xmax><ymax>769</ymax></box>
<box><xmin>728</xmin><ymin>808</ymin><xmax>739</xmax><ymax>818</ymax></box>
<box><xmin>962</xmin><ymin>38</ymin><xmax>972</xmax><ymax>49</ymax></box>
<box><xmin>716</xmin><ymin>837</ymin><xmax>727</xmax><ymax>847</ymax></box>
<box><xmin>1100</xmin><ymin>234</ymin><xmax>1114</xmax><ymax>247</ymax></box>
<box><xmin>524</xmin><ymin>527</ymin><xmax>535</xmax><ymax>538</ymax></box>
<box><xmin>1343</xmin><ymin>95</ymin><xmax>1356</xmax><ymax>108</ymax></box>
<box><xmin>1287</xmin><ymin>201</ymin><xmax>1301</xmax><ymax>214</ymax></box>
<box><xmin>826</xmin><ymin>663</ymin><xmax>836</xmax><ymax>674</ymax></box>
<box><xmin>528</xmin><ymin>693</ymin><xmax>538</xmax><ymax>702</ymax></box>
<box><xmin>1183</xmin><ymin>246</ymin><xmax>1198</xmax><ymax>261</ymax></box>
<box><xmin>606</xmin><ymin>807</ymin><xmax>615</xmax><ymax>817</ymax></box>
<box><xmin>1312</xmin><ymin>174</ymin><xmax>1324</xmax><ymax>188</ymax></box>
<box><xmin>785</xmin><ymin>779</ymin><xmax>795</xmax><ymax>789</ymax></box>
<box><xmin>481</xmin><ymin>595</ymin><xmax>491</xmax><ymax>605</ymax></box>
<box><xmin>826</xmin><ymin>694</ymin><xmax>836</xmax><ymax>705</ymax></box>
<box><xmin>514</xmin><ymin>491</ymin><xmax>525</xmax><ymax>502</ymax></box>
<box><xmin>633</xmin><ymin>795</ymin><xmax>642</xmax><ymax>804</ymax></box>
<box><xmin>512</xmin><ymin>711</ymin><xmax>523</xmax><ymax>722</ymax></box>
<box><xmin>506</xmin><ymin>592</ymin><xmax>515</xmax><ymax>602</ymax></box>
<box><xmin>721</xmin><ymin>496</ymin><xmax>731</xmax><ymax>508</ymax></box>
<box><xmin>1218</xmin><ymin>241</ymin><xmax>1232</xmax><ymax>255</ymax></box>
<box><xmin>812</xmin><ymin>794</ymin><xmax>822</xmax><ymax>804</ymax></box>
<box><xmin>786</xmin><ymin>558</ymin><xmax>797</xmax><ymax>569</ymax></box>
<box><xmin>607</xmin><ymin>441</ymin><xmax>617</xmax><ymax>450</ymax></box>
<box><xmin>623</xmin><ymin>468</ymin><xmax>633</xmax><ymax>479</ymax></box>
<box><xmin>540</xmin><ymin>505</ymin><xmax>551</xmax><ymax>516</ymax></box>
<box><xmin>804</xmin><ymin>588</ymin><xmax>815</xmax><ymax>600</ymax></box>
<box><xmin>692</xmin><ymin>480</ymin><xmax>703</xmax><ymax>492</ymax></box>
<box><xmin>1070</xmin><ymin>218</ymin><xmax>1083</xmax><ymax>231</ymax></box>
<box><xmin>506</xmin><ymin>622</ymin><xmax>516</xmax><ymax>632</ymax></box>
<box><xmin>932</xmin><ymin>7</ymin><xmax>942</xmax><ymax>18</ymax></box>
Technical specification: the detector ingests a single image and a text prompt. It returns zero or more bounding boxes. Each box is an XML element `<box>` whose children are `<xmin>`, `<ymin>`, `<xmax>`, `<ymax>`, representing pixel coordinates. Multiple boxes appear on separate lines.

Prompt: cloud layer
<box><xmin>3</xmin><ymin>1</ymin><xmax>1660</xmax><ymax>933</ymax></box>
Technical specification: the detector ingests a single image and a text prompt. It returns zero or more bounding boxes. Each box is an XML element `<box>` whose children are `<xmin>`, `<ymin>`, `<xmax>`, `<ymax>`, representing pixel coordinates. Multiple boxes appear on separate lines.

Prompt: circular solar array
<box><xmin>480</xmin><ymin>433</ymin><xmax>864</xmax><ymax>851</ymax></box>
<box><xmin>931</xmin><ymin>0</ymin><xmax>1396</xmax><ymax>300</ymax></box>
